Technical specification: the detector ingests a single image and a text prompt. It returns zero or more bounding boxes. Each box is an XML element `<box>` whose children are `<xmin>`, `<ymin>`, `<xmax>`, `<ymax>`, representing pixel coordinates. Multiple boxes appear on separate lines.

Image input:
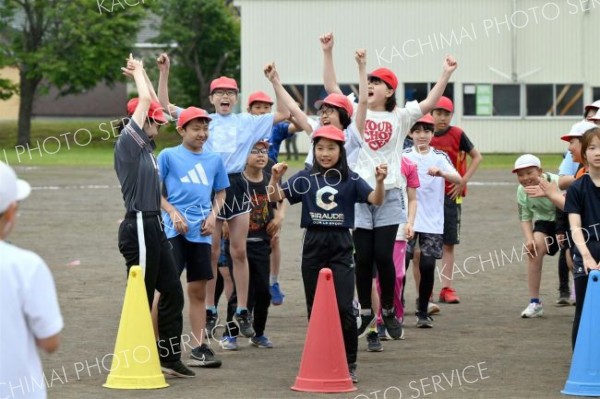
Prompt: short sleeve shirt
<box><xmin>246</xmin><ymin>173</ymin><xmax>275</xmax><ymax>241</ymax></box>
<box><xmin>281</xmin><ymin>169</ymin><xmax>372</xmax><ymax>228</ymax></box>
<box><xmin>516</xmin><ymin>173</ymin><xmax>559</xmax><ymax>222</ymax></box>
<box><xmin>268</xmin><ymin>122</ymin><xmax>292</xmax><ymax>162</ymax></box>
<box><xmin>157</xmin><ymin>145</ymin><xmax>229</xmax><ymax>243</ymax></box>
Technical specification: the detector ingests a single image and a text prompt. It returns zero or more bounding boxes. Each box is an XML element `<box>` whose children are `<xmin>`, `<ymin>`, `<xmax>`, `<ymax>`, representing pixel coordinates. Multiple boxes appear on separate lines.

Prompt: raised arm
<box><xmin>156</xmin><ymin>53</ymin><xmax>178</xmax><ymax>119</ymax></box>
<box><xmin>267</xmin><ymin>162</ymin><xmax>289</xmax><ymax>202</ymax></box>
<box><xmin>321</xmin><ymin>33</ymin><xmax>343</xmax><ymax>95</ymax></box>
<box><xmin>355</xmin><ymin>49</ymin><xmax>368</xmax><ymax>137</ymax></box>
<box><xmin>367</xmin><ymin>164</ymin><xmax>388</xmax><ymax>205</ymax></box>
<box><xmin>122</xmin><ymin>54</ymin><xmax>151</xmax><ymax>127</ymax></box>
<box><xmin>265</xmin><ymin>63</ymin><xmax>313</xmax><ymax>134</ymax></box>
<box><xmin>419</xmin><ymin>55</ymin><xmax>458</xmax><ymax>115</ymax></box>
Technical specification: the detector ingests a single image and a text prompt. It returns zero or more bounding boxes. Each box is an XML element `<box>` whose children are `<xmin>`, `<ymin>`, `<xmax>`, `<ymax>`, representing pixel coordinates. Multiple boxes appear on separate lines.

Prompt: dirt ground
<box><xmin>9</xmin><ymin>165</ymin><xmax>579</xmax><ymax>399</ymax></box>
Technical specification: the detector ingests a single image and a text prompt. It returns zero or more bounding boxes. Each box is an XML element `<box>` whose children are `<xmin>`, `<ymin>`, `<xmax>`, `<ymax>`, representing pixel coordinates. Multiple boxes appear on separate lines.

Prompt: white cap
<box><xmin>561</xmin><ymin>120</ymin><xmax>597</xmax><ymax>142</ymax></box>
<box><xmin>589</xmin><ymin>108</ymin><xmax>600</xmax><ymax>121</ymax></box>
<box><xmin>585</xmin><ymin>99</ymin><xmax>600</xmax><ymax>114</ymax></box>
<box><xmin>512</xmin><ymin>154</ymin><xmax>541</xmax><ymax>173</ymax></box>
<box><xmin>0</xmin><ymin>162</ymin><xmax>31</xmax><ymax>213</ymax></box>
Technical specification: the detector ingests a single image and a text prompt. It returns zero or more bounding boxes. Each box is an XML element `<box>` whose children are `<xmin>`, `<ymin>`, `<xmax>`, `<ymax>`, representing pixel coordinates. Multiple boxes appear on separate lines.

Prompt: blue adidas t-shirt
<box><xmin>175</xmin><ymin>107</ymin><xmax>274</xmax><ymax>174</ymax></box>
<box><xmin>268</xmin><ymin>122</ymin><xmax>292</xmax><ymax>161</ymax></box>
<box><xmin>157</xmin><ymin>145</ymin><xmax>229</xmax><ymax>243</ymax></box>
<box><xmin>282</xmin><ymin>169</ymin><xmax>373</xmax><ymax>229</ymax></box>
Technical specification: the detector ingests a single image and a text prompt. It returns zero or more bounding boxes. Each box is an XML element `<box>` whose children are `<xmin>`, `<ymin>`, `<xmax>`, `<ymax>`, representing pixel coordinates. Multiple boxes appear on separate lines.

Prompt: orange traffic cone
<box><xmin>291</xmin><ymin>268</ymin><xmax>356</xmax><ymax>393</ymax></box>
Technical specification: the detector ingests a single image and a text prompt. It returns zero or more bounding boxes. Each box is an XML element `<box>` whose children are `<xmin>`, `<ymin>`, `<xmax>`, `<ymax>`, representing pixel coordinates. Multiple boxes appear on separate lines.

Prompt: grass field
<box><xmin>0</xmin><ymin>119</ymin><xmax>565</xmax><ymax>169</ymax></box>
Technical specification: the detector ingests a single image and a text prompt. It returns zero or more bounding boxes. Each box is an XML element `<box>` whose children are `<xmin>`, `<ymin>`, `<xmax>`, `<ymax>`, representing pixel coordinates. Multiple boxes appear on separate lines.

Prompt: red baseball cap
<box><xmin>433</xmin><ymin>96</ymin><xmax>454</xmax><ymax>113</ymax></box>
<box><xmin>126</xmin><ymin>98</ymin><xmax>167</xmax><ymax>124</ymax></box>
<box><xmin>416</xmin><ymin>114</ymin><xmax>435</xmax><ymax>125</ymax></box>
<box><xmin>319</xmin><ymin>93</ymin><xmax>354</xmax><ymax>118</ymax></box>
<box><xmin>313</xmin><ymin>125</ymin><xmax>345</xmax><ymax>142</ymax></box>
<box><xmin>368</xmin><ymin>68</ymin><xmax>398</xmax><ymax>90</ymax></box>
<box><xmin>177</xmin><ymin>107</ymin><xmax>212</xmax><ymax>129</ymax></box>
<box><xmin>248</xmin><ymin>91</ymin><xmax>273</xmax><ymax>107</ymax></box>
<box><xmin>210</xmin><ymin>76</ymin><xmax>238</xmax><ymax>93</ymax></box>
<box><xmin>253</xmin><ymin>139</ymin><xmax>270</xmax><ymax>149</ymax></box>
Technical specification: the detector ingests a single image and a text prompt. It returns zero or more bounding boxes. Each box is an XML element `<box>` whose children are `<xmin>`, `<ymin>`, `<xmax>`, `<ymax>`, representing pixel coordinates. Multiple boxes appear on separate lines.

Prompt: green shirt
<box><xmin>517</xmin><ymin>172</ymin><xmax>559</xmax><ymax>222</ymax></box>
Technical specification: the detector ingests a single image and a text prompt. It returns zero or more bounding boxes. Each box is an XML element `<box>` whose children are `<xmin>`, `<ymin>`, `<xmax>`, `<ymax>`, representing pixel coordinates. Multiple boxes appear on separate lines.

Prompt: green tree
<box><xmin>152</xmin><ymin>0</ymin><xmax>240</xmax><ymax>110</ymax></box>
<box><xmin>0</xmin><ymin>1</ymin><xmax>147</xmax><ymax>146</ymax></box>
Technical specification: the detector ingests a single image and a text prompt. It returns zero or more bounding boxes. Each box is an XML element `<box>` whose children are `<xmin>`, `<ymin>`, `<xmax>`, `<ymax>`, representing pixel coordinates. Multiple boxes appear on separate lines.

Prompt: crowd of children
<box><xmin>17</xmin><ymin>32</ymin><xmax>593</xmax><ymax>389</ymax></box>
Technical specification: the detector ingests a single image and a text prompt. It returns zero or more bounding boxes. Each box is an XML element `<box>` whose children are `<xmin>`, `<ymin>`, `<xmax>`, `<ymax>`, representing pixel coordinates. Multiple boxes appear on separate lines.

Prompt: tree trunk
<box><xmin>16</xmin><ymin>69</ymin><xmax>39</xmax><ymax>147</ymax></box>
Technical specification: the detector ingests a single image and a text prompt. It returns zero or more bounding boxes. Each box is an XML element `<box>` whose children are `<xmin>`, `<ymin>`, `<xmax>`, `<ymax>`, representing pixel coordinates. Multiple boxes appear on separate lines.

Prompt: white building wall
<box><xmin>235</xmin><ymin>0</ymin><xmax>600</xmax><ymax>153</ymax></box>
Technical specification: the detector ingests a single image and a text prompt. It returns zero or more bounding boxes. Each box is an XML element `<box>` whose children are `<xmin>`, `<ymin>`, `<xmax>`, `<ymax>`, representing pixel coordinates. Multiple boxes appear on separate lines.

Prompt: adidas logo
<box><xmin>181</xmin><ymin>163</ymin><xmax>209</xmax><ymax>185</ymax></box>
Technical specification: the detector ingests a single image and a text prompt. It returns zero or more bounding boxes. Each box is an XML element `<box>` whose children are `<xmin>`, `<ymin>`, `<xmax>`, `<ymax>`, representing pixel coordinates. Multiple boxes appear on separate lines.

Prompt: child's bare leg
<box><xmin>188</xmin><ymin>280</ymin><xmax>207</xmax><ymax>347</ymax></box>
<box><xmin>528</xmin><ymin>232</ymin><xmax>547</xmax><ymax>299</ymax></box>
<box><xmin>206</xmin><ymin>220</ymin><xmax>224</xmax><ymax>309</ymax></box>
<box><xmin>219</xmin><ymin>266</ymin><xmax>234</xmax><ymax>300</ymax></box>
<box><xmin>228</xmin><ymin>213</ymin><xmax>250</xmax><ymax>309</ymax></box>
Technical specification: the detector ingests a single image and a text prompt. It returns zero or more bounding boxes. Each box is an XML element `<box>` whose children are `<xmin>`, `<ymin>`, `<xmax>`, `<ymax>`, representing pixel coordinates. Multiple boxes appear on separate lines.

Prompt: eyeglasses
<box><xmin>317</xmin><ymin>107</ymin><xmax>335</xmax><ymax>116</ymax></box>
<box><xmin>212</xmin><ymin>89</ymin><xmax>237</xmax><ymax>97</ymax></box>
<box><xmin>250</xmin><ymin>149</ymin><xmax>268</xmax><ymax>155</ymax></box>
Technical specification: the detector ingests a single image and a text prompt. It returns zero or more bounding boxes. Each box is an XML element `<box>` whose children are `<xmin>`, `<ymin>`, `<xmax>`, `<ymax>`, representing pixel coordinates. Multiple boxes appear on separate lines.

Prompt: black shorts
<box><xmin>407</xmin><ymin>232</ymin><xmax>444</xmax><ymax>259</ymax></box>
<box><xmin>443</xmin><ymin>195</ymin><xmax>461</xmax><ymax>245</ymax></box>
<box><xmin>169</xmin><ymin>235</ymin><xmax>213</xmax><ymax>282</ymax></box>
<box><xmin>217</xmin><ymin>173</ymin><xmax>252</xmax><ymax>220</ymax></box>
<box><xmin>533</xmin><ymin>220</ymin><xmax>559</xmax><ymax>256</ymax></box>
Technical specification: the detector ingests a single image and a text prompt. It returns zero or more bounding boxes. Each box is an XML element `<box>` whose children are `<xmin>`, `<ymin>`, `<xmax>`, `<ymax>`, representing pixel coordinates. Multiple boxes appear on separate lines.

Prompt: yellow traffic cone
<box><xmin>103</xmin><ymin>266</ymin><xmax>169</xmax><ymax>389</ymax></box>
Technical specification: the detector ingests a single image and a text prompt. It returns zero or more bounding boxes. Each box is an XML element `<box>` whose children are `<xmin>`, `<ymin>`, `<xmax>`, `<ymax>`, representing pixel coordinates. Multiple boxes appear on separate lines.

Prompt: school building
<box><xmin>234</xmin><ymin>0</ymin><xmax>600</xmax><ymax>153</ymax></box>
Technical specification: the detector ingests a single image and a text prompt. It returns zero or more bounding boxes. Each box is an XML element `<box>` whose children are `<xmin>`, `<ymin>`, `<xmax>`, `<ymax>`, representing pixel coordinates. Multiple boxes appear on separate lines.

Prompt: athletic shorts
<box><xmin>169</xmin><ymin>235</ymin><xmax>213</xmax><ymax>282</ymax></box>
<box><xmin>217</xmin><ymin>173</ymin><xmax>252</xmax><ymax>220</ymax></box>
<box><xmin>355</xmin><ymin>188</ymin><xmax>404</xmax><ymax>229</ymax></box>
<box><xmin>407</xmin><ymin>232</ymin><xmax>444</xmax><ymax>259</ymax></box>
<box><xmin>533</xmin><ymin>220</ymin><xmax>559</xmax><ymax>256</ymax></box>
<box><xmin>443</xmin><ymin>194</ymin><xmax>461</xmax><ymax>245</ymax></box>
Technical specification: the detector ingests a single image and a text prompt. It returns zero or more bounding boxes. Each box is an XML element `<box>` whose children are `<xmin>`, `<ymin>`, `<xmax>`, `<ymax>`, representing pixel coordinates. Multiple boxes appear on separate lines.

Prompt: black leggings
<box><xmin>405</xmin><ymin>253</ymin><xmax>437</xmax><ymax>315</ymax></box>
<box><xmin>572</xmin><ymin>274</ymin><xmax>588</xmax><ymax>350</ymax></box>
<box><xmin>353</xmin><ymin>226</ymin><xmax>398</xmax><ymax>310</ymax></box>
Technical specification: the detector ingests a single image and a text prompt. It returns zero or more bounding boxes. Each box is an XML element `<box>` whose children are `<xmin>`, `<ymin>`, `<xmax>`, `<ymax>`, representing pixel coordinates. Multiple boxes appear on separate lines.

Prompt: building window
<box><xmin>526</xmin><ymin>84</ymin><xmax>583</xmax><ymax>116</ymax></box>
<box><xmin>592</xmin><ymin>87</ymin><xmax>600</xmax><ymax>102</ymax></box>
<box><xmin>404</xmin><ymin>83</ymin><xmax>454</xmax><ymax>102</ymax></box>
<box><xmin>463</xmin><ymin>84</ymin><xmax>520</xmax><ymax>116</ymax></box>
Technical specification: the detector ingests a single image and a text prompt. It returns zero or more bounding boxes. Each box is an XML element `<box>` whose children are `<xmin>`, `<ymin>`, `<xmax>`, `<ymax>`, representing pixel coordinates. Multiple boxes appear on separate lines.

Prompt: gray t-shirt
<box><xmin>114</xmin><ymin>120</ymin><xmax>161</xmax><ymax>212</ymax></box>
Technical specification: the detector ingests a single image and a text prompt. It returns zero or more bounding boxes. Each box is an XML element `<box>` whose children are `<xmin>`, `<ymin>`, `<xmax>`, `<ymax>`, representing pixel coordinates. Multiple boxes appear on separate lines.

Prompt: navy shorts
<box><xmin>217</xmin><ymin>173</ymin><xmax>252</xmax><ymax>220</ymax></box>
<box><xmin>169</xmin><ymin>235</ymin><xmax>213</xmax><ymax>282</ymax></box>
<box><xmin>443</xmin><ymin>195</ymin><xmax>461</xmax><ymax>245</ymax></box>
<box><xmin>533</xmin><ymin>220</ymin><xmax>559</xmax><ymax>256</ymax></box>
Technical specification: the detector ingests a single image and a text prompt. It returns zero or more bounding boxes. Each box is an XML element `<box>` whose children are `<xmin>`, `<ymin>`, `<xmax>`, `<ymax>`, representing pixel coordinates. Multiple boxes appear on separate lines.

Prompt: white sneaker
<box><xmin>428</xmin><ymin>302</ymin><xmax>441</xmax><ymax>315</ymax></box>
<box><xmin>521</xmin><ymin>302</ymin><xmax>544</xmax><ymax>318</ymax></box>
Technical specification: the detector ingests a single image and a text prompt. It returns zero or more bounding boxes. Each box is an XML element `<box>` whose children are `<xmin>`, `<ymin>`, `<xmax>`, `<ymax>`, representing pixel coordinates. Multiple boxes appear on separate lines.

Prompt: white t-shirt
<box><xmin>353</xmin><ymin>101</ymin><xmax>422</xmax><ymax>189</ymax></box>
<box><xmin>0</xmin><ymin>241</ymin><xmax>63</xmax><ymax>399</ymax></box>
<box><xmin>403</xmin><ymin>146</ymin><xmax>458</xmax><ymax>234</ymax></box>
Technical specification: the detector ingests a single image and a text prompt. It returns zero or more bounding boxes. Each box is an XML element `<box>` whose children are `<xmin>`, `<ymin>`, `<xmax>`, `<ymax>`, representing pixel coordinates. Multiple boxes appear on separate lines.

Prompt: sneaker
<box><xmin>556</xmin><ymin>294</ymin><xmax>570</xmax><ymax>306</ymax></box>
<box><xmin>250</xmin><ymin>335</ymin><xmax>273</xmax><ymax>349</ymax></box>
<box><xmin>234</xmin><ymin>310</ymin><xmax>256</xmax><ymax>338</ymax></box>
<box><xmin>377</xmin><ymin>324</ymin><xmax>390</xmax><ymax>341</ymax></box>
<box><xmin>270</xmin><ymin>282</ymin><xmax>285</xmax><ymax>306</ymax></box>
<box><xmin>381</xmin><ymin>308</ymin><xmax>403</xmax><ymax>339</ymax></box>
<box><xmin>161</xmin><ymin>359</ymin><xmax>196</xmax><ymax>378</ymax></box>
<box><xmin>366</xmin><ymin>331</ymin><xmax>383</xmax><ymax>352</ymax></box>
<box><xmin>439</xmin><ymin>287</ymin><xmax>460</xmax><ymax>303</ymax></box>
<box><xmin>357</xmin><ymin>312</ymin><xmax>376</xmax><ymax>338</ymax></box>
<box><xmin>416</xmin><ymin>312</ymin><xmax>433</xmax><ymax>328</ymax></box>
<box><xmin>188</xmin><ymin>344</ymin><xmax>222</xmax><ymax>368</ymax></box>
<box><xmin>219</xmin><ymin>336</ymin><xmax>239</xmax><ymax>351</ymax></box>
<box><xmin>521</xmin><ymin>302</ymin><xmax>544</xmax><ymax>318</ymax></box>
<box><xmin>416</xmin><ymin>298</ymin><xmax>441</xmax><ymax>315</ymax></box>
<box><xmin>205</xmin><ymin>310</ymin><xmax>219</xmax><ymax>339</ymax></box>
<box><xmin>348</xmin><ymin>363</ymin><xmax>358</xmax><ymax>383</ymax></box>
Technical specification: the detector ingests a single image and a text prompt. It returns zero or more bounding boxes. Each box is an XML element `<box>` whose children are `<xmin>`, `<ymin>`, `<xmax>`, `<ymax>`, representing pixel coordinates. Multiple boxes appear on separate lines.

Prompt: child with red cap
<box><xmin>428</xmin><ymin>96</ymin><xmax>483</xmax><ymax>305</ymax></box>
<box><xmin>157</xmin><ymin>106</ymin><xmax>229</xmax><ymax>368</ymax></box>
<box><xmin>246</xmin><ymin>91</ymin><xmax>296</xmax><ymax>306</ymax></box>
<box><xmin>156</xmin><ymin>54</ymin><xmax>289</xmax><ymax>340</ymax></box>
<box><xmin>319</xmin><ymin>32</ymin><xmax>457</xmax><ymax>341</ymax></box>
<box><xmin>115</xmin><ymin>55</ymin><xmax>194</xmax><ymax>378</ymax></box>
<box><xmin>403</xmin><ymin>115</ymin><xmax>461</xmax><ymax>328</ymax></box>
<box><xmin>268</xmin><ymin>125</ymin><xmax>387</xmax><ymax>383</ymax></box>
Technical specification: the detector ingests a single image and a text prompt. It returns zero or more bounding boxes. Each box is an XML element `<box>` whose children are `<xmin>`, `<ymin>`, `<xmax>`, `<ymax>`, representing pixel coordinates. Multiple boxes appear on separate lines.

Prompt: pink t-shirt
<box><xmin>402</xmin><ymin>157</ymin><xmax>420</xmax><ymax>189</ymax></box>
